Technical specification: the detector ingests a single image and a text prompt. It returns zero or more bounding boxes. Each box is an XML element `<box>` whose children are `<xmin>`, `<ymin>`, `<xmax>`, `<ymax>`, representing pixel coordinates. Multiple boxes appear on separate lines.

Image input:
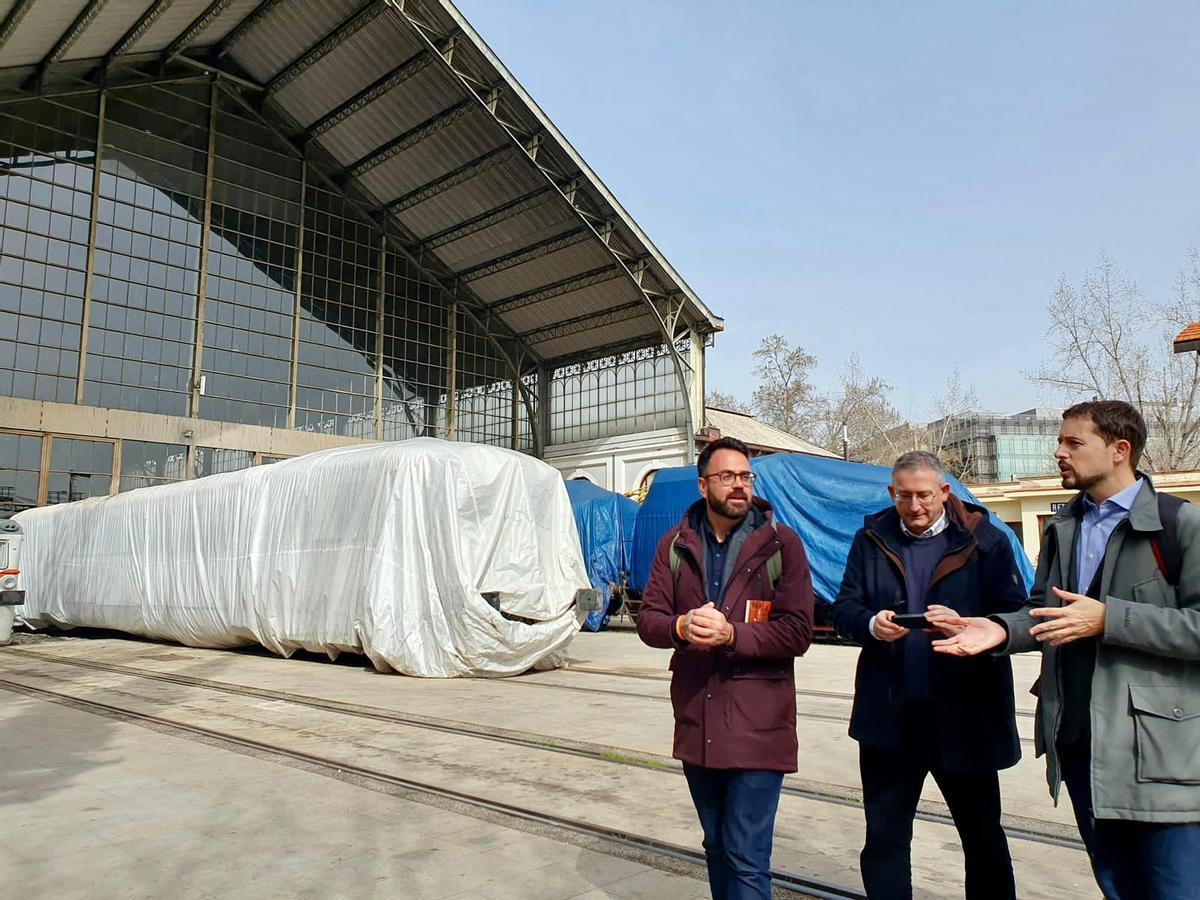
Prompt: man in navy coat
<box><xmin>832</xmin><ymin>451</ymin><xmax>1026</xmax><ymax>899</ymax></box>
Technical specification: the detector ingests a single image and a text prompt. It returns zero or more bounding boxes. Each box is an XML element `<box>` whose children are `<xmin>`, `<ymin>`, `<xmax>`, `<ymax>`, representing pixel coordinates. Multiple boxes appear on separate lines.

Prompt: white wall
<box><xmin>543</xmin><ymin>426</ymin><xmax>690</xmax><ymax>494</ymax></box>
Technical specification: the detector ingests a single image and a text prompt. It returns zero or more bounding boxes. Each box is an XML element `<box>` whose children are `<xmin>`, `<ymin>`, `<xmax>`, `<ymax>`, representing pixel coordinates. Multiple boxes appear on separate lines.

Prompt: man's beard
<box><xmin>708</xmin><ymin>494</ymin><xmax>749</xmax><ymax>520</ymax></box>
<box><xmin>1061</xmin><ymin>467</ymin><xmax>1101</xmax><ymax>492</ymax></box>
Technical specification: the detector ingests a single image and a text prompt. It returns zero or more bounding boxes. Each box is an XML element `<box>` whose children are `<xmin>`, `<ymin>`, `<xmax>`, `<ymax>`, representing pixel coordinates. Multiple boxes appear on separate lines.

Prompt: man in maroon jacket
<box><xmin>637</xmin><ymin>437</ymin><xmax>815</xmax><ymax>900</ymax></box>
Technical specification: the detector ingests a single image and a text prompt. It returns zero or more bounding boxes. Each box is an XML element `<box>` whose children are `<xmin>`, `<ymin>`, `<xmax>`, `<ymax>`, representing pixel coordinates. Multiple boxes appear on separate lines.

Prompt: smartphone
<box><xmin>891</xmin><ymin>613</ymin><xmax>931</xmax><ymax>629</ymax></box>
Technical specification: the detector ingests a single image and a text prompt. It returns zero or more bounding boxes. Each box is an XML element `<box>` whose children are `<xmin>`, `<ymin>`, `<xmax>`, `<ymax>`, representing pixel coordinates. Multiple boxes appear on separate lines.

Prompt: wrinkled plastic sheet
<box><xmin>16</xmin><ymin>438</ymin><xmax>590</xmax><ymax>677</ymax></box>
<box><xmin>630</xmin><ymin>454</ymin><xmax>1035</xmax><ymax>601</ymax></box>
<box><xmin>564</xmin><ymin>480</ymin><xmax>639</xmax><ymax>631</ymax></box>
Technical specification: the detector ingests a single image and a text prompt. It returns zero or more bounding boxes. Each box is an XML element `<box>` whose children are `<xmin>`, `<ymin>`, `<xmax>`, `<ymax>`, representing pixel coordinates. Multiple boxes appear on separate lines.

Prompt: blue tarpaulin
<box><xmin>629</xmin><ymin>454</ymin><xmax>1035</xmax><ymax>603</ymax></box>
<box><xmin>564</xmin><ymin>479</ymin><xmax>640</xmax><ymax>631</ymax></box>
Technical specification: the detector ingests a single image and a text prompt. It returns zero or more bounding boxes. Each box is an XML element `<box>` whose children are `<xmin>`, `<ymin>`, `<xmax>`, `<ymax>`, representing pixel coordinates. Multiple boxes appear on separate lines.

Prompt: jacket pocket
<box><xmin>727</xmin><ymin>669</ymin><xmax>793</xmax><ymax>733</ymax></box>
<box><xmin>1129</xmin><ymin>685</ymin><xmax>1200</xmax><ymax>784</ymax></box>
<box><xmin>1132</xmin><ymin>577</ymin><xmax>1176</xmax><ymax>609</ymax></box>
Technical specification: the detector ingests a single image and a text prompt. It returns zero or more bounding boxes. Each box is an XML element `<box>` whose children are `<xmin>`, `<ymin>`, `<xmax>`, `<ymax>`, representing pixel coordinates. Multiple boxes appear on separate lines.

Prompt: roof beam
<box><xmin>384</xmin><ymin>144</ymin><xmax>515</xmax><ymax>215</ymax></box>
<box><xmin>458</xmin><ymin>228</ymin><xmax>590</xmax><ymax>282</ymax></box>
<box><xmin>94</xmin><ymin>0</ymin><xmax>176</xmax><ymax>80</ymax></box>
<box><xmin>214</xmin><ymin>0</ymin><xmax>287</xmax><ymax>56</ymax></box>
<box><xmin>23</xmin><ymin>0</ymin><xmax>108</xmax><ymax>90</ymax></box>
<box><xmin>490</xmin><ymin>265</ymin><xmax>621</xmax><ymax>315</ymax></box>
<box><xmin>414</xmin><ymin>184</ymin><xmax>558</xmax><ymax>252</ymax></box>
<box><xmin>519</xmin><ymin>301</ymin><xmax>646</xmax><ymax>344</ymax></box>
<box><xmin>305</xmin><ymin>48</ymin><xmax>431</xmax><ymax>139</ymax></box>
<box><xmin>342</xmin><ymin>99</ymin><xmax>473</xmax><ymax>180</ymax></box>
<box><xmin>0</xmin><ymin>0</ymin><xmax>37</xmax><ymax>51</ymax></box>
<box><xmin>160</xmin><ymin>0</ymin><xmax>235</xmax><ymax>63</ymax></box>
<box><xmin>264</xmin><ymin>0</ymin><xmax>389</xmax><ymax>96</ymax></box>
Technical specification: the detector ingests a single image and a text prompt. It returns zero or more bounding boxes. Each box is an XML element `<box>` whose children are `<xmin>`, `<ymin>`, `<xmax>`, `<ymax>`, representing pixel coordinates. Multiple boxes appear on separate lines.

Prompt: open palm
<box><xmin>930</xmin><ymin>616</ymin><xmax>1007</xmax><ymax>657</ymax></box>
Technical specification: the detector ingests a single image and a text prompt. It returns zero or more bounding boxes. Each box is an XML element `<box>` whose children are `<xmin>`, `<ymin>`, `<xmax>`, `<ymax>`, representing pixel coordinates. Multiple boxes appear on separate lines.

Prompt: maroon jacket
<box><xmin>637</xmin><ymin>498</ymin><xmax>815</xmax><ymax>772</ymax></box>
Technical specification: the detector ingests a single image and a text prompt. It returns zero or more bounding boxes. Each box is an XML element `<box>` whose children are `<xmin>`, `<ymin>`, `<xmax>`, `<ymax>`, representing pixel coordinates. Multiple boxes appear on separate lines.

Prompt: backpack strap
<box><xmin>1153</xmin><ymin>493</ymin><xmax>1187</xmax><ymax>587</ymax></box>
<box><xmin>668</xmin><ymin>532</ymin><xmax>682</xmax><ymax>579</ymax></box>
<box><xmin>764</xmin><ymin>519</ymin><xmax>783</xmax><ymax>592</ymax></box>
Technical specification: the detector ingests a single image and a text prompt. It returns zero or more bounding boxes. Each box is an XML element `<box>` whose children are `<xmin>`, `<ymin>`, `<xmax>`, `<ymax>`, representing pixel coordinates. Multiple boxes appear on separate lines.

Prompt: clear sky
<box><xmin>456</xmin><ymin>1</ymin><xmax>1200</xmax><ymax>420</ymax></box>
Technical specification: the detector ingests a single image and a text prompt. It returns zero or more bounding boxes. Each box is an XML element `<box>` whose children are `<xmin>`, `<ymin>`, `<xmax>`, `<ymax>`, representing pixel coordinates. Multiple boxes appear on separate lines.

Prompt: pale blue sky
<box><xmin>456</xmin><ymin>1</ymin><xmax>1200</xmax><ymax>419</ymax></box>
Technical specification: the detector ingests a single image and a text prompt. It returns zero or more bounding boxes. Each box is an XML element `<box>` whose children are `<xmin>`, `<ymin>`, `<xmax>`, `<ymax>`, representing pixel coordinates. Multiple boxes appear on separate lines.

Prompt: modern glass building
<box><xmin>931</xmin><ymin>409</ymin><xmax>1062</xmax><ymax>483</ymax></box>
<box><xmin>0</xmin><ymin>0</ymin><xmax>721</xmax><ymax>517</ymax></box>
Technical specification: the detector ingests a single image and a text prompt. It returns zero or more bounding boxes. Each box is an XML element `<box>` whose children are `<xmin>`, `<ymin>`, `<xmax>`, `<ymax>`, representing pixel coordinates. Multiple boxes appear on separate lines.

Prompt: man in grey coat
<box><xmin>933</xmin><ymin>400</ymin><xmax>1200</xmax><ymax>899</ymax></box>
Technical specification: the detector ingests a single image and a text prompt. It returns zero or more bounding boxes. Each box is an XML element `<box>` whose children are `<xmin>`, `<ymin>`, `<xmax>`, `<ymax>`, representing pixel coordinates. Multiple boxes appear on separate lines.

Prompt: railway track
<box><xmin>497</xmin><ymin>675</ymin><xmax>1040</xmax><ymax>749</ymax></box>
<box><xmin>0</xmin><ymin>674</ymin><xmax>865</xmax><ymax>900</ymax></box>
<box><xmin>0</xmin><ymin>648</ymin><xmax>1080</xmax><ymax>852</ymax></box>
<box><xmin>560</xmin><ymin>665</ymin><xmax>1039</xmax><ymax>720</ymax></box>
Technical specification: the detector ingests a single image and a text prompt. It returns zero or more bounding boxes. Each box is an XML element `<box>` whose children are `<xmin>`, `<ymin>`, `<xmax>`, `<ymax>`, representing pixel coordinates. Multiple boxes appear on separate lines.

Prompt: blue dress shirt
<box><xmin>1075</xmin><ymin>478</ymin><xmax>1144</xmax><ymax>592</ymax></box>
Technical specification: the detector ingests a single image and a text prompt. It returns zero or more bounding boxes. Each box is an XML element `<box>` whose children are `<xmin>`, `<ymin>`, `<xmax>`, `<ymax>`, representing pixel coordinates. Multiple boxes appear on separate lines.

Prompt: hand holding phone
<box><xmin>891</xmin><ymin>613</ymin><xmax>931</xmax><ymax>630</ymax></box>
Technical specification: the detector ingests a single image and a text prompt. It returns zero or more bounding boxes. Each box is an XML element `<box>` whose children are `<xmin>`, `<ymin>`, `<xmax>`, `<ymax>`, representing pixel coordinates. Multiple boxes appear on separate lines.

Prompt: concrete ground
<box><xmin>0</xmin><ymin>627</ymin><xmax>1099</xmax><ymax>899</ymax></box>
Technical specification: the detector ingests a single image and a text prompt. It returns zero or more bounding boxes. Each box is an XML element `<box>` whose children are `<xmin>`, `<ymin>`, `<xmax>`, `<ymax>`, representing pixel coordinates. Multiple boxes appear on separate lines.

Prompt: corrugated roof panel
<box><xmin>54</xmin><ymin>0</ymin><xmax>154</xmax><ymax>61</ymax></box>
<box><xmin>430</xmin><ymin>199</ymin><xmax>576</xmax><ymax>267</ymax></box>
<box><xmin>127</xmin><ymin>0</ymin><xmax>222</xmax><ymax>53</ymax></box>
<box><xmin>270</xmin><ymin>11</ymin><xmax>425</xmax><ymax>125</ymax></box>
<box><xmin>392</xmin><ymin>155</ymin><xmax>545</xmax><ymax>235</ymax></box>
<box><xmin>0</xmin><ymin>0</ymin><xmax>91</xmax><ymax>68</ymax></box>
<box><xmin>351</xmin><ymin>109</ymin><xmax>499</xmax><ymax>203</ymax></box>
<box><xmin>228</xmin><ymin>0</ymin><xmax>359</xmax><ymax>83</ymax></box>
<box><xmin>184</xmin><ymin>0</ymin><xmax>262</xmax><ymax>48</ymax></box>
<box><xmin>466</xmin><ymin>238</ymin><xmax>614</xmax><ymax>305</ymax></box>
<box><xmin>499</xmin><ymin>276</ymin><xmax>639</xmax><ymax>335</ymax></box>
<box><xmin>312</xmin><ymin>65</ymin><xmax>466</xmax><ymax>162</ymax></box>
<box><xmin>534</xmin><ymin>319</ymin><xmax>657</xmax><ymax>361</ymax></box>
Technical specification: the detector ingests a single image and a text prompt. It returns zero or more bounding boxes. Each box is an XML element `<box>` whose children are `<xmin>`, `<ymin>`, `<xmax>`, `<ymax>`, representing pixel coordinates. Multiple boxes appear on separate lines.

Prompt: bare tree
<box><xmin>923</xmin><ymin>366</ymin><xmax>981</xmax><ymax>478</ymax></box>
<box><xmin>813</xmin><ymin>352</ymin><xmax>903</xmax><ymax>464</ymax></box>
<box><xmin>1030</xmin><ymin>252</ymin><xmax>1200</xmax><ymax>471</ymax></box>
<box><xmin>705</xmin><ymin>390</ymin><xmax>753</xmax><ymax>414</ymax></box>
<box><xmin>750</xmin><ymin>335</ymin><xmax>823</xmax><ymax>438</ymax></box>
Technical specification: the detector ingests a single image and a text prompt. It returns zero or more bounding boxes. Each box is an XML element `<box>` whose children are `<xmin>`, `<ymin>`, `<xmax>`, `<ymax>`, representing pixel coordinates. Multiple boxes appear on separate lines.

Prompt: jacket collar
<box><xmin>864</xmin><ymin>494</ymin><xmax>993</xmax><ymax>553</ymax></box>
<box><xmin>1054</xmin><ymin>471</ymin><xmax>1159</xmax><ymax>532</ymax></box>
<box><xmin>684</xmin><ymin>496</ymin><xmax>770</xmax><ymax>537</ymax></box>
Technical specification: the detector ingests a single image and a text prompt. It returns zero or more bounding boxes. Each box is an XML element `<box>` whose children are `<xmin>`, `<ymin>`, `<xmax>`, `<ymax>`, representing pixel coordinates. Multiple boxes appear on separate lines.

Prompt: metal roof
<box><xmin>703</xmin><ymin>408</ymin><xmax>840</xmax><ymax>459</ymax></box>
<box><xmin>0</xmin><ymin>0</ymin><xmax>724</xmax><ymax>370</ymax></box>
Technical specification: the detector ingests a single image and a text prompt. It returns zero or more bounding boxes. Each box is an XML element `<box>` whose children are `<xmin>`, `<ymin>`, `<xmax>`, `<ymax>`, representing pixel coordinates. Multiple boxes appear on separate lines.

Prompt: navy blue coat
<box><xmin>831</xmin><ymin>496</ymin><xmax>1026</xmax><ymax>773</ymax></box>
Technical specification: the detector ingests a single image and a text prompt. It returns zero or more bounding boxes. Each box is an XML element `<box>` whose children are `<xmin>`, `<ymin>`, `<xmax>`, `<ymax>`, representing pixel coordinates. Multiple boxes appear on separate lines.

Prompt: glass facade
<box><xmin>120</xmin><ymin>440</ymin><xmax>187</xmax><ymax>492</ymax></box>
<box><xmin>0</xmin><ymin>94</ymin><xmax>93</xmax><ymax>405</ymax></box>
<box><xmin>935</xmin><ymin>414</ymin><xmax>1062</xmax><ymax>482</ymax></box>
<box><xmin>46</xmin><ymin>437</ymin><xmax>112</xmax><ymax>504</ymax></box>
<box><xmin>550</xmin><ymin>345</ymin><xmax>686</xmax><ymax>444</ymax></box>
<box><xmin>0</xmin><ymin>433</ymin><xmax>41</xmax><ymax>517</ymax></box>
<box><xmin>0</xmin><ymin>80</ymin><xmax>680</xmax><ymax>513</ymax></box>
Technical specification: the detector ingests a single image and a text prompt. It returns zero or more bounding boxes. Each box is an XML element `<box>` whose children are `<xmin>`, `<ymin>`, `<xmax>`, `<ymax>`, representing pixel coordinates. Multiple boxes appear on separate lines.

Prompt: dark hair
<box><xmin>697</xmin><ymin>437</ymin><xmax>751</xmax><ymax>475</ymax></box>
<box><xmin>1062</xmin><ymin>400</ymin><xmax>1147</xmax><ymax>469</ymax></box>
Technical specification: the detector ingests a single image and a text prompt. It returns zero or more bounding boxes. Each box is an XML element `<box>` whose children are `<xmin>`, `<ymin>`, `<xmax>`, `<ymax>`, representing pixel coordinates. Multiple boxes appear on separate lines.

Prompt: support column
<box><xmin>75</xmin><ymin>90</ymin><xmax>105</xmax><ymax>406</ymax></box>
<box><xmin>188</xmin><ymin>79</ymin><xmax>218</xmax><ymax>419</ymax></box>
<box><xmin>374</xmin><ymin>232</ymin><xmax>386</xmax><ymax>441</ymax></box>
<box><xmin>686</xmin><ymin>328</ymin><xmax>706</xmax><ymax>450</ymax></box>
<box><xmin>536</xmin><ymin>363</ymin><xmax>552</xmax><ymax>458</ymax></box>
<box><xmin>445</xmin><ymin>302</ymin><xmax>457</xmax><ymax>439</ymax></box>
<box><xmin>287</xmin><ymin>160</ymin><xmax>307</xmax><ymax>429</ymax></box>
<box><xmin>511</xmin><ymin>374</ymin><xmax>519</xmax><ymax>450</ymax></box>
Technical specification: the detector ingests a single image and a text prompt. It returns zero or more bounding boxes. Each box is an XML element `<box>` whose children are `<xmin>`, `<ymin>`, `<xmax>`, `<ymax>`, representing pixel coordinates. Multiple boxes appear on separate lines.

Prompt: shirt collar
<box><xmin>1083</xmin><ymin>477</ymin><xmax>1144</xmax><ymax>514</ymax></box>
<box><xmin>900</xmin><ymin>511</ymin><xmax>948</xmax><ymax>539</ymax></box>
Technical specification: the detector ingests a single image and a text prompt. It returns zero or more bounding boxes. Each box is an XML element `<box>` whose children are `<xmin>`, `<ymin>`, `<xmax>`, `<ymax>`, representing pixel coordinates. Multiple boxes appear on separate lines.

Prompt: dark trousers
<box><xmin>1060</xmin><ymin>742</ymin><xmax>1200</xmax><ymax>899</ymax></box>
<box><xmin>682</xmin><ymin>765</ymin><xmax>784</xmax><ymax>900</ymax></box>
<box><xmin>858</xmin><ymin>732</ymin><xmax>1015</xmax><ymax>899</ymax></box>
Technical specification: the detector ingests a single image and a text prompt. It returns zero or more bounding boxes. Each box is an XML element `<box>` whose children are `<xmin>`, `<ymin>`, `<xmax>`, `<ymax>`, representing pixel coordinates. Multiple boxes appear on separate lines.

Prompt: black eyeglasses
<box><xmin>703</xmin><ymin>470</ymin><xmax>756</xmax><ymax>486</ymax></box>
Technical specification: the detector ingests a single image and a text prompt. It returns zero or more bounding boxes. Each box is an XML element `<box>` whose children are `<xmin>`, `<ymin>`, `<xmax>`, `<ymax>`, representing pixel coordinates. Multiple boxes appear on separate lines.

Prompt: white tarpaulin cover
<box><xmin>15</xmin><ymin>439</ymin><xmax>591</xmax><ymax>676</ymax></box>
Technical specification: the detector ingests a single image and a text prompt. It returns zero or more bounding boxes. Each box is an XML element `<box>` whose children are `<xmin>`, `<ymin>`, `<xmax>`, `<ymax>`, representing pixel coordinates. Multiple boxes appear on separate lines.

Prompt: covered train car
<box><xmin>630</xmin><ymin>454</ymin><xmax>1035</xmax><ymax>610</ymax></box>
<box><xmin>563</xmin><ymin>479</ymin><xmax>639</xmax><ymax>632</ymax></box>
<box><xmin>15</xmin><ymin>439</ymin><xmax>594</xmax><ymax>677</ymax></box>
